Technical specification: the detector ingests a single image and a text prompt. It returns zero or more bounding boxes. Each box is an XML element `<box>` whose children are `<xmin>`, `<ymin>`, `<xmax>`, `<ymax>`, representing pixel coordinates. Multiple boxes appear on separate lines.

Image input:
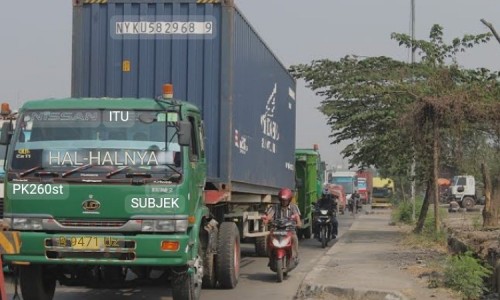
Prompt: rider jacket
<box><xmin>316</xmin><ymin>195</ymin><xmax>337</xmax><ymax>214</ymax></box>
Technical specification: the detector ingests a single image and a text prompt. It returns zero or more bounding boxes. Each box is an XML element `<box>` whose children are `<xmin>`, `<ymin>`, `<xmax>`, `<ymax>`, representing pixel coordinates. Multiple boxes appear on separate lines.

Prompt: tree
<box><xmin>290</xmin><ymin>25</ymin><xmax>499</xmax><ymax>232</ymax></box>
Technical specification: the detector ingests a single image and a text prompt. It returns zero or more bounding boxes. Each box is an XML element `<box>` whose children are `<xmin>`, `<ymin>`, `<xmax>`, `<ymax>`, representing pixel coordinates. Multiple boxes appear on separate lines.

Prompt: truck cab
<box><xmin>1</xmin><ymin>97</ymin><xmax>218</xmax><ymax>300</ymax></box>
<box><xmin>450</xmin><ymin>175</ymin><xmax>481</xmax><ymax>209</ymax></box>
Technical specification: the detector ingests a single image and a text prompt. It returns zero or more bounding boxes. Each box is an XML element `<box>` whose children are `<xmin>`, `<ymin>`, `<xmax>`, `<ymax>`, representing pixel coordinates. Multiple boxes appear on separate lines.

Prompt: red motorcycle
<box><xmin>266</xmin><ymin>218</ymin><xmax>298</xmax><ymax>282</ymax></box>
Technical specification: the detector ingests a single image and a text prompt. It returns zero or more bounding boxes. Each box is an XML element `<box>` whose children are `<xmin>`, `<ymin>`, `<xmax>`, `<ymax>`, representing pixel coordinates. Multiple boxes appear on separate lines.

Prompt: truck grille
<box><xmin>57</xmin><ymin>220</ymin><xmax>127</xmax><ymax>227</ymax></box>
<box><xmin>46</xmin><ymin>251</ymin><xmax>136</xmax><ymax>261</ymax></box>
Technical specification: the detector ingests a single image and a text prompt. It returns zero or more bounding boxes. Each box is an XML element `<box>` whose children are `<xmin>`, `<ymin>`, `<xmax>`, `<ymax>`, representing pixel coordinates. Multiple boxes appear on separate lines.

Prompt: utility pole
<box><xmin>410</xmin><ymin>0</ymin><xmax>416</xmax><ymax>221</ymax></box>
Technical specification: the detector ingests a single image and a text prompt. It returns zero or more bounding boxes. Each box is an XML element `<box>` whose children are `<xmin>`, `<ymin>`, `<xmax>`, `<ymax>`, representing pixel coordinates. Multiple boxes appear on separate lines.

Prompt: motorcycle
<box><xmin>267</xmin><ymin>218</ymin><xmax>298</xmax><ymax>282</ymax></box>
<box><xmin>314</xmin><ymin>209</ymin><xmax>333</xmax><ymax>248</ymax></box>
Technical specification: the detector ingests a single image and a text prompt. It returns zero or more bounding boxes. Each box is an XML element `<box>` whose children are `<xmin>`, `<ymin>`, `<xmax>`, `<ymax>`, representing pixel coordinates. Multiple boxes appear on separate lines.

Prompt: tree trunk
<box><xmin>493</xmin><ymin>174</ymin><xmax>500</xmax><ymax>225</ymax></box>
<box><xmin>482</xmin><ymin>162</ymin><xmax>497</xmax><ymax>227</ymax></box>
<box><xmin>414</xmin><ymin>179</ymin><xmax>432</xmax><ymax>234</ymax></box>
<box><xmin>433</xmin><ymin>114</ymin><xmax>440</xmax><ymax>233</ymax></box>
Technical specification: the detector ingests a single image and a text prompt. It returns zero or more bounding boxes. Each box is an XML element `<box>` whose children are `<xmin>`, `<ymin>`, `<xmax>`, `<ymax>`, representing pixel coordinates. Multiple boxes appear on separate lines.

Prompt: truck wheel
<box><xmin>216</xmin><ymin>222</ymin><xmax>240</xmax><ymax>289</ymax></box>
<box><xmin>462</xmin><ymin>197</ymin><xmax>475</xmax><ymax>209</ymax></box>
<box><xmin>202</xmin><ymin>253</ymin><xmax>216</xmax><ymax>289</ymax></box>
<box><xmin>20</xmin><ymin>264</ymin><xmax>56</xmax><ymax>300</ymax></box>
<box><xmin>172</xmin><ymin>249</ymin><xmax>203</xmax><ymax>300</ymax></box>
<box><xmin>254</xmin><ymin>236</ymin><xmax>268</xmax><ymax>257</ymax></box>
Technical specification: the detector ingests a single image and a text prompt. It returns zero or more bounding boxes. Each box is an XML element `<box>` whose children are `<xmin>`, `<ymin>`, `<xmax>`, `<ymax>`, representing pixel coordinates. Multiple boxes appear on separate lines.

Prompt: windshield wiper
<box><xmin>125</xmin><ymin>172</ymin><xmax>152</xmax><ymax>178</ymax></box>
<box><xmin>35</xmin><ymin>171</ymin><xmax>59</xmax><ymax>178</ymax></box>
<box><xmin>19</xmin><ymin>166</ymin><xmax>43</xmax><ymax>177</ymax></box>
<box><xmin>126</xmin><ymin>171</ymin><xmax>152</xmax><ymax>185</ymax></box>
<box><xmin>106</xmin><ymin>166</ymin><xmax>130</xmax><ymax>178</ymax></box>
<box><xmin>62</xmin><ymin>164</ymin><xmax>93</xmax><ymax>178</ymax></box>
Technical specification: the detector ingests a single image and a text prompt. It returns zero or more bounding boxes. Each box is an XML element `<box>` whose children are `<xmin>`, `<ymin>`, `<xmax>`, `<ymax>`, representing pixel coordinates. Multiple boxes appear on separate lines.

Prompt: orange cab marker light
<box><xmin>161</xmin><ymin>241</ymin><xmax>180</xmax><ymax>251</ymax></box>
<box><xmin>1</xmin><ymin>103</ymin><xmax>11</xmax><ymax>116</ymax></box>
<box><xmin>163</xmin><ymin>84</ymin><xmax>174</xmax><ymax>99</ymax></box>
<box><xmin>188</xmin><ymin>216</ymin><xmax>196</xmax><ymax>224</ymax></box>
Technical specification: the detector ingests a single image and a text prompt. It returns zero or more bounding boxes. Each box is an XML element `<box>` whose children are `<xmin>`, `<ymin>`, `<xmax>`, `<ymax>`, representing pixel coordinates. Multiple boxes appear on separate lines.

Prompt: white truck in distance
<box><xmin>450</xmin><ymin>175</ymin><xmax>484</xmax><ymax>209</ymax></box>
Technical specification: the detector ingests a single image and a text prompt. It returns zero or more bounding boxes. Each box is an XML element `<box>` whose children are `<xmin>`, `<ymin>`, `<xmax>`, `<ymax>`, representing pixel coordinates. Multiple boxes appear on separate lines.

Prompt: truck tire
<box><xmin>216</xmin><ymin>222</ymin><xmax>240</xmax><ymax>289</ymax></box>
<box><xmin>254</xmin><ymin>236</ymin><xmax>268</xmax><ymax>257</ymax></box>
<box><xmin>172</xmin><ymin>247</ymin><xmax>203</xmax><ymax>300</ymax></box>
<box><xmin>202</xmin><ymin>252</ymin><xmax>216</xmax><ymax>289</ymax></box>
<box><xmin>20</xmin><ymin>265</ymin><xmax>56</xmax><ymax>300</ymax></box>
<box><xmin>462</xmin><ymin>197</ymin><xmax>475</xmax><ymax>210</ymax></box>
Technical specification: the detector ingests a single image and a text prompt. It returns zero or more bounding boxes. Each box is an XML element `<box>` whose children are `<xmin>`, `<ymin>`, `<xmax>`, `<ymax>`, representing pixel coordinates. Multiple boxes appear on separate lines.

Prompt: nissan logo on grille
<box><xmin>82</xmin><ymin>199</ymin><xmax>101</xmax><ymax>211</ymax></box>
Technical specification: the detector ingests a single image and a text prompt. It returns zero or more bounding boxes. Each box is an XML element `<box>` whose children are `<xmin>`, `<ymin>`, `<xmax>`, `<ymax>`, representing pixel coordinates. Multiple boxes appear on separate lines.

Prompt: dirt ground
<box><xmin>392</xmin><ymin>205</ymin><xmax>500</xmax><ymax>299</ymax></box>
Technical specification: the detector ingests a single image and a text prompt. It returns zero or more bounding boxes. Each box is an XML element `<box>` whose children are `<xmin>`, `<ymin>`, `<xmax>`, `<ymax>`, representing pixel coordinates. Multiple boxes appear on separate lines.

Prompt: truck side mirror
<box><xmin>0</xmin><ymin>122</ymin><xmax>12</xmax><ymax>145</ymax></box>
<box><xmin>457</xmin><ymin>186</ymin><xmax>464</xmax><ymax>193</ymax></box>
<box><xmin>178</xmin><ymin>121</ymin><xmax>192</xmax><ymax>146</ymax></box>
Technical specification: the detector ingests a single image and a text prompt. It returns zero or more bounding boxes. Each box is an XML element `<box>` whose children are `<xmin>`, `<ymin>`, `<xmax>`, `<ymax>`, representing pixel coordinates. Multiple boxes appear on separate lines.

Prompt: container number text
<box><xmin>116</xmin><ymin>22</ymin><xmax>213</xmax><ymax>35</ymax></box>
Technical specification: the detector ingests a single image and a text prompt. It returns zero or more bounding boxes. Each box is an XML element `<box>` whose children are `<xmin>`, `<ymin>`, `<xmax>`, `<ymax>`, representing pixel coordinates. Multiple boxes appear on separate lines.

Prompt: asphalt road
<box><xmin>4</xmin><ymin>213</ymin><xmax>356</xmax><ymax>300</ymax></box>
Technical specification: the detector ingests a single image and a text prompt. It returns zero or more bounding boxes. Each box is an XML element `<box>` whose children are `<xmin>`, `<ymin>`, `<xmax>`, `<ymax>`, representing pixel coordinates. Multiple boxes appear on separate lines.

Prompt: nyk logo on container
<box><xmin>261</xmin><ymin>83</ymin><xmax>280</xmax><ymax>154</ymax></box>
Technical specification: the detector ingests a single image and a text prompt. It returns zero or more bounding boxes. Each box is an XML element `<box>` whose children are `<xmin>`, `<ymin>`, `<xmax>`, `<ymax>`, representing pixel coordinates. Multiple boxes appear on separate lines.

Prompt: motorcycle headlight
<box><xmin>320</xmin><ymin>210</ymin><xmax>328</xmax><ymax>215</ymax></box>
<box><xmin>272</xmin><ymin>236</ymin><xmax>291</xmax><ymax>248</ymax></box>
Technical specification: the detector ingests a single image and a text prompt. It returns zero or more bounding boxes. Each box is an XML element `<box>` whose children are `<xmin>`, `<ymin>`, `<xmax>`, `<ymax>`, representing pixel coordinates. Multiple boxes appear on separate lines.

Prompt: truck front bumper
<box><xmin>3</xmin><ymin>231</ymin><xmax>192</xmax><ymax>266</ymax></box>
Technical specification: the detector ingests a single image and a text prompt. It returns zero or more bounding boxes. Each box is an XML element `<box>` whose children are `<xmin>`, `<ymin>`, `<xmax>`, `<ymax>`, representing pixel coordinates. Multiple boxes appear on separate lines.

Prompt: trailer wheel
<box><xmin>216</xmin><ymin>222</ymin><xmax>240</xmax><ymax>289</ymax></box>
<box><xmin>254</xmin><ymin>236</ymin><xmax>268</xmax><ymax>257</ymax></box>
<box><xmin>20</xmin><ymin>265</ymin><xmax>56</xmax><ymax>300</ymax></box>
<box><xmin>172</xmin><ymin>247</ymin><xmax>203</xmax><ymax>300</ymax></box>
<box><xmin>462</xmin><ymin>197</ymin><xmax>475</xmax><ymax>210</ymax></box>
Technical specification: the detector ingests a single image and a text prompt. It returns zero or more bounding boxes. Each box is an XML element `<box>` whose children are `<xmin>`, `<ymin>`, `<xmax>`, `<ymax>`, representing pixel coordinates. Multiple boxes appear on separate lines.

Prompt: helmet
<box><xmin>278</xmin><ymin>188</ymin><xmax>293</xmax><ymax>206</ymax></box>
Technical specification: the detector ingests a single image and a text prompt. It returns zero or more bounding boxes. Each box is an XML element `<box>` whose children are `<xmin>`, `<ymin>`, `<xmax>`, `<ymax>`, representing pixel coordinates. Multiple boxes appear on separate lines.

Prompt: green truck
<box><xmin>1</xmin><ymin>98</ymin><xmax>222</xmax><ymax>299</ymax></box>
<box><xmin>294</xmin><ymin>147</ymin><xmax>324</xmax><ymax>239</ymax></box>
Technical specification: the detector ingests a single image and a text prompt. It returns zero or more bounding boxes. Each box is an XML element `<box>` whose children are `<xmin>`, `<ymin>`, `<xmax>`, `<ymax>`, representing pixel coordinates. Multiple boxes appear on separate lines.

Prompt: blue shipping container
<box><xmin>72</xmin><ymin>0</ymin><xmax>296</xmax><ymax>194</ymax></box>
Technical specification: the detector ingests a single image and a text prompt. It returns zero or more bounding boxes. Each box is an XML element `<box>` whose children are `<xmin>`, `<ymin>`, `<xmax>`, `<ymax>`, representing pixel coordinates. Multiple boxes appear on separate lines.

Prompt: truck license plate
<box><xmin>55</xmin><ymin>236</ymin><xmax>120</xmax><ymax>250</ymax></box>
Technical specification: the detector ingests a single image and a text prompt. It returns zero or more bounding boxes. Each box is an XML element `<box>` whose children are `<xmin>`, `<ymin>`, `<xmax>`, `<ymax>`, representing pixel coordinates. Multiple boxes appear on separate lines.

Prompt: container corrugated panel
<box><xmin>72</xmin><ymin>0</ymin><xmax>296</xmax><ymax>194</ymax></box>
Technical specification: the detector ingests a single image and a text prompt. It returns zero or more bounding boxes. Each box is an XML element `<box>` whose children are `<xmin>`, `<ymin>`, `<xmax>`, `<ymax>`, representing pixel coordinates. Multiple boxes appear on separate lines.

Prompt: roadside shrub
<box><xmin>391</xmin><ymin>198</ymin><xmax>423</xmax><ymax>225</ymax></box>
<box><xmin>421</xmin><ymin>207</ymin><xmax>448</xmax><ymax>243</ymax></box>
<box><xmin>444</xmin><ymin>251</ymin><xmax>492</xmax><ymax>299</ymax></box>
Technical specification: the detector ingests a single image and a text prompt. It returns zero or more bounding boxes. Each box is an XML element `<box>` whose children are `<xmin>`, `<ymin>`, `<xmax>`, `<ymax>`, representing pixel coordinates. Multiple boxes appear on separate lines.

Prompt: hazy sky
<box><xmin>1</xmin><ymin>0</ymin><xmax>499</xmax><ymax>168</ymax></box>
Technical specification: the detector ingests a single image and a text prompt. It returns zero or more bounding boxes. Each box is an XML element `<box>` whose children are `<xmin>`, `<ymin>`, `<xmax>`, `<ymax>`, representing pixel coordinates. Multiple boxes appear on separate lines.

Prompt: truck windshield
<box><xmin>9</xmin><ymin>110</ymin><xmax>182</xmax><ymax>178</ymax></box>
<box><xmin>372</xmin><ymin>188</ymin><xmax>393</xmax><ymax>198</ymax></box>
<box><xmin>329</xmin><ymin>177</ymin><xmax>354</xmax><ymax>194</ymax></box>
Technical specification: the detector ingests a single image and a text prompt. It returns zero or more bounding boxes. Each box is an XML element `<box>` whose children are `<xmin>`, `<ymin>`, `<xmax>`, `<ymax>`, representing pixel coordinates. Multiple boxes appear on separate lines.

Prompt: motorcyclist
<box><xmin>314</xmin><ymin>188</ymin><xmax>339</xmax><ymax>239</ymax></box>
<box><xmin>263</xmin><ymin>187</ymin><xmax>302</xmax><ymax>264</ymax></box>
<box><xmin>350</xmin><ymin>189</ymin><xmax>361</xmax><ymax>214</ymax></box>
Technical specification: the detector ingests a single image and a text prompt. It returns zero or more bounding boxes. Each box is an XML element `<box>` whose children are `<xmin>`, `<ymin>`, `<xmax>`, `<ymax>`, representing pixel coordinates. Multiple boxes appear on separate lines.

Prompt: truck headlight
<box><xmin>140</xmin><ymin>219</ymin><xmax>189</xmax><ymax>233</ymax></box>
<box><xmin>175</xmin><ymin>219</ymin><xmax>188</xmax><ymax>232</ymax></box>
<box><xmin>11</xmin><ymin>218</ymin><xmax>43</xmax><ymax>230</ymax></box>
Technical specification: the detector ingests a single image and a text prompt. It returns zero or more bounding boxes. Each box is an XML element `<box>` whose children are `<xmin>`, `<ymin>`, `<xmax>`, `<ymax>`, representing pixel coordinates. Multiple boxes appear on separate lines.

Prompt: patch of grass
<box><xmin>444</xmin><ymin>251</ymin><xmax>492</xmax><ymax>300</ymax></box>
<box><xmin>471</xmin><ymin>215</ymin><xmax>482</xmax><ymax>230</ymax></box>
